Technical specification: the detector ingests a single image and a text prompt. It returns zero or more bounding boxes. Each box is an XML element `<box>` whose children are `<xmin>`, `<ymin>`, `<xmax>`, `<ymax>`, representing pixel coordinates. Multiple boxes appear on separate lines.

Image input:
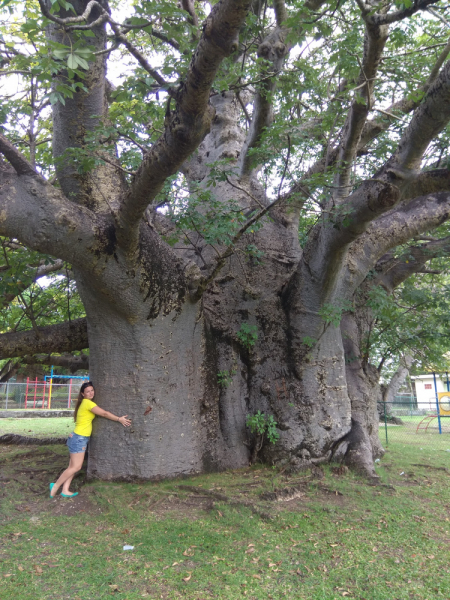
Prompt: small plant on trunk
<box><xmin>246</xmin><ymin>411</ymin><xmax>280</xmax><ymax>463</ymax></box>
<box><xmin>237</xmin><ymin>322</ymin><xmax>258</xmax><ymax>350</ymax></box>
<box><xmin>217</xmin><ymin>369</ymin><xmax>236</xmax><ymax>388</ymax></box>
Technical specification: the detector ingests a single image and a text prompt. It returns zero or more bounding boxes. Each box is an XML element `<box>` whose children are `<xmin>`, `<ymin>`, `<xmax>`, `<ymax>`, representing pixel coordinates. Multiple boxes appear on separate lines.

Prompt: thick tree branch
<box><xmin>239</xmin><ymin>0</ymin><xmax>330</xmax><ymax>180</ymax></box>
<box><xmin>0</xmin><ymin>164</ymin><xmax>103</xmax><ymax>267</ymax></box>
<box><xmin>21</xmin><ymin>352</ymin><xmax>89</xmax><ymax>371</ymax></box>
<box><xmin>363</xmin><ymin>0</ymin><xmax>442</xmax><ymax>26</ymax></box>
<box><xmin>333</xmin><ymin>20</ymin><xmax>389</xmax><ymax>200</ymax></box>
<box><xmin>0</xmin><ymin>132</ymin><xmax>39</xmax><ymax>177</ymax></box>
<box><xmin>339</xmin><ymin>192</ymin><xmax>450</xmax><ymax>298</ymax></box>
<box><xmin>387</xmin><ymin>59</ymin><xmax>450</xmax><ymax>173</ymax></box>
<box><xmin>401</xmin><ymin>168</ymin><xmax>450</xmax><ymax>199</ymax></box>
<box><xmin>116</xmin><ymin>0</ymin><xmax>252</xmax><ymax>253</ymax></box>
<box><xmin>273</xmin><ymin>0</ymin><xmax>288</xmax><ymax>26</ymax></box>
<box><xmin>0</xmin><ymin>318</ymin><xmax>88</xmax><ymax>360</ymax></box>
<box><xmin>239</xmin><ymin>27</ymin><xmax>289</xmax><ymax>179</ymax></box>
<box><xmin>378</xmin><ymin>236</ymin><xmax>450</xmax><ymax>292</ymax></box>
<box><xmin>181</xmin><ymin>0</ymin><xmax>199</xmax><ymax>28</ymax></box>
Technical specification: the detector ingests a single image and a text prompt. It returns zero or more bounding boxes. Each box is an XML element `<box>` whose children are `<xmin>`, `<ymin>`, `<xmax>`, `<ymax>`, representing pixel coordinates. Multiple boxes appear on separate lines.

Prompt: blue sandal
<box><xmin>61</xmin><ymin>492</ymin><xmax>78</xmax><ymax>498</ymax></box>
<box><xmin>49</xmin><ymin>483</ymin><xmax>55</xmax><ymax>498</ymax></box>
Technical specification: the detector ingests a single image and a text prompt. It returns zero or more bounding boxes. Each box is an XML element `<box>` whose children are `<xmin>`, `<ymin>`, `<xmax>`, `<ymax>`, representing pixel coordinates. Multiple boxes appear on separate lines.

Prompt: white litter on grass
<box><xmin>123</xmin><ymin>545</ymin><xmax>134</xmax><ymax>551</ymax></box>
<box><xmin>374</xmin><ymin>459</ymin><xmax>380</xmax><ymax>463</ymax></box>
<box><xmin>400</xmin><ymin>472</ymin><xmax>405</xmax><ymax>475</ymax></box>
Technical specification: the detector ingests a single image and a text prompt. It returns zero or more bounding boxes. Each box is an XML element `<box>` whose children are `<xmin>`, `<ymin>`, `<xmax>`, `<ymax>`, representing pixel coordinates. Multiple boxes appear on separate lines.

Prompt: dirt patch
<box><xmin>0</xmin><ymin>443</ymin><xmax>357</xmax><ymax>523</ymax></box>
<box><xmin>48</xmin><ymin>492</ymin><xmax>100</xmax><ymax>517</ymax></box>
<box><xmin>0</xmin><ymin>443</ymin><xmax>94</xmax><ymax>522</ymax></box>
<box><xmin>150</xmin><ymin>495</ymin><xmax>215</xmax><ymax>520</ymax></box>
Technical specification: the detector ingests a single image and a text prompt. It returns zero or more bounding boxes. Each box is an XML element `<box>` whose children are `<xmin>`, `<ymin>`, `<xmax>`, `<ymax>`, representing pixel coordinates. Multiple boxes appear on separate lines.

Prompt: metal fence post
<box><xmin>384</xmin><ymin>402</ymin><xmax>388</xmax><ymax>446</ymax></box>
<box><xmin>5</xmin><ymin>380</ymin><xmax>9</xmax><ymax>410</ymax></box>
<box><xmin>433</xmin><ymin>372</ymin><xmax>442</xmax><ymax>434</ymax></box>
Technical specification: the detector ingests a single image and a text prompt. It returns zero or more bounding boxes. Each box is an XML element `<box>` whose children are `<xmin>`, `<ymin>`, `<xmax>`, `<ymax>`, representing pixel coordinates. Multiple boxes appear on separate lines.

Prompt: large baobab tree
<box><xmin>0</xmin><ymin>0</ymin><xmax>450</xmax><ymax>479</ymax></box>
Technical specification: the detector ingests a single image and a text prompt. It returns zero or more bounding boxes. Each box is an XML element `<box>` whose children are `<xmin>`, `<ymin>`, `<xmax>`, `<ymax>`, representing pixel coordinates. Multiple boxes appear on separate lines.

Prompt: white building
<box><xmin>410</xmin><ymin>374</ymin><xmax>450</xmax><ymax>410</ymax></box>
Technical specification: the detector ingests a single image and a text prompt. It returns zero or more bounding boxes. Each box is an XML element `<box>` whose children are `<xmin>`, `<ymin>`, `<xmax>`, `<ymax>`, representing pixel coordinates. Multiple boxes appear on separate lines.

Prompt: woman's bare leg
<box><xmin>50</xmin><ymin>452</ymin><xmax>85</xmax><ymax>497</ymax></box>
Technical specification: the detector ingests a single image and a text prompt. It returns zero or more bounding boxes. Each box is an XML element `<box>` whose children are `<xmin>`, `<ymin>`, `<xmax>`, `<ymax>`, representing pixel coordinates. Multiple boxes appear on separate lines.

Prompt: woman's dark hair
<box><xmin>73</xmin><ymin>381</ymin><xmax>95</xmax><ymax>422</ymax></box>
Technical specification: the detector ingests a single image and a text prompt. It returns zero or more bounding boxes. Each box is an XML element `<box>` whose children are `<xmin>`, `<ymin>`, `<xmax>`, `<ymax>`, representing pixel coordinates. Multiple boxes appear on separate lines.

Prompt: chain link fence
<box><xmin>0</xmin><ymin>380</ymin><xmax>88</xmax><ymax>410</ymax></box>
<box><xmin>379</xmin><ymin>395</ymin><xmax>450</xmax><ymax>453</ymax></box>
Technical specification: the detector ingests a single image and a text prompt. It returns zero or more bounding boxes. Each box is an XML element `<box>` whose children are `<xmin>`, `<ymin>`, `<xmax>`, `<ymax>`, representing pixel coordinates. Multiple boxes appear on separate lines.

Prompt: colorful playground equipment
<box><xmin>416</xmin><ymin>372</ymin><xmax>450</xmax><ymax>434</ymax></box>
<box><xmin>24</xmin><ymin>366</ymin><xmax>89</xmax><ymax>409</ymax></box>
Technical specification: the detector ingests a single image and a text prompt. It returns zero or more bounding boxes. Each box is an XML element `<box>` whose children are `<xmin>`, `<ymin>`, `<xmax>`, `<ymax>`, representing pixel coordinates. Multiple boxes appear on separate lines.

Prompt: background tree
<box><xmin>0</xmin><ymin>0</ymin><xmax>450</xmax><ymax>479</ymax></box>
<box><xmin>0</xmin><ymin>237</ymin><xmax>87</xmax><ymax>379</ymax></box>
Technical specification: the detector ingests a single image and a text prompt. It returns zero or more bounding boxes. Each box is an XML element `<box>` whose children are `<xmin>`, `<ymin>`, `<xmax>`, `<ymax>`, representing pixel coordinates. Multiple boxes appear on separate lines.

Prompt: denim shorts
<box><xmin>66</xmin><ymin>432</ymin><xmax>90</xmax><ymax>454</ymax></box>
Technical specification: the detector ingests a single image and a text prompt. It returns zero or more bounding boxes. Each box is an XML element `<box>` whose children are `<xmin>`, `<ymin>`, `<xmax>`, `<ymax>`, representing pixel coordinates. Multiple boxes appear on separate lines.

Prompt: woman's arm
<box><xmin>90</xmin><ymin>406</ymin><xmax>131</xmax><ymax>427</ymax></box>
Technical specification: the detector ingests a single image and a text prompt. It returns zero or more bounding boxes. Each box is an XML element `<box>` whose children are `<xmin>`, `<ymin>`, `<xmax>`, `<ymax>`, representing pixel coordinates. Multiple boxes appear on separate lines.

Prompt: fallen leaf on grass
<box><xmin>4</xmin><ymin>574</ymin><xmax>12</xmax><ymax>577</ymax></box>
<box><xmin>183</xmin><ymin>572</ymin><xmax>192</xmax><ymax>582</ymax></box>
<box><xmin>109</xmin><ymin>584</ymin><xmax>119</xmax><ymax>591</ymax></box>
<box><xmin>172</xmin><ymin>562</ymin><xmax>179</xmax><ymax>567</ymax></box>
<box><xmin>33</xmin><ymin>566</ymin><xmax>43</xmax><ymax>575</ymax></box>
<box><xmin>252</xmin><ymin>574</ymin><xmax>261</xmax><ymax>580</ymax></box>
<box><xmin>183</xmin><ymin>548</ymin><xmax>195</xmax><ymax>556</ymax></box>
<box><xmin>17</xmin><ymin>566</ymin><xmax>23</xmax><ymax>572</ymax></box>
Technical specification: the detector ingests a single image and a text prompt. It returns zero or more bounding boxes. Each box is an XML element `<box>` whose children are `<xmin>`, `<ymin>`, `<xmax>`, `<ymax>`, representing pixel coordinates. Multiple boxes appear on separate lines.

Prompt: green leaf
<box><xmin>74</xmin><ymin>56</ymin><xmax>89</xmax><ymax>70</ymax></box>
<box><xmin>67</xmin><ymin>54</ymin><xmax>77</xmax><ymax>70</ymax></box>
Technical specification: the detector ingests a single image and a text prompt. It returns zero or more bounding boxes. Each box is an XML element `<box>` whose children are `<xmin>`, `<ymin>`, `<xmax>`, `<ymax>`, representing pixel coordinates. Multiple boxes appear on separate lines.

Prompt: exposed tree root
<box><xmin>260</xmin><ymin>485</ymin><xmax>305</xmax><ymax>502</ymax></box>
<box><xmin>0</xmin><ymin>434</ymin><xmax>67</xmax><ymax>445</ymax></box>
<box><xmin>177</xmin><ymin>485</ymin><xmax>273</xmax><ymax>520</ymax></box>
<box><xmin>331</xmin><ymin>420</ymin><xmax>380</xmax><ymax>483</ymax></box>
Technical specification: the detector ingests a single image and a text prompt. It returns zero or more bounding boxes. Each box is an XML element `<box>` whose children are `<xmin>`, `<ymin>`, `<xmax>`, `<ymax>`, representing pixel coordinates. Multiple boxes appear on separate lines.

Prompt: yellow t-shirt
<box><xmin>74</xmin><ymin>398</ymin><xmax>97</xmax><ymax>436</ymax></box>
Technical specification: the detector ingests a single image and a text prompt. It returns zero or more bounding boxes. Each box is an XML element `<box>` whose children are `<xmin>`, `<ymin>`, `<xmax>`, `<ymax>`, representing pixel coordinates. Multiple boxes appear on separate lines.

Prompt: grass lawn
<box><xmin>0</xmin><ymin>422</ymin><xmax>449</xmax><ymax>599</ymax></box>
<box><xmin>0</xmin><ymin>417</ymin><xmax>73</xmax><ymax>438</ymax></box>
<box><xmin>379</xmin><ymin>418</ymin><xmax>450</xmax><ymax>451</ymax></box>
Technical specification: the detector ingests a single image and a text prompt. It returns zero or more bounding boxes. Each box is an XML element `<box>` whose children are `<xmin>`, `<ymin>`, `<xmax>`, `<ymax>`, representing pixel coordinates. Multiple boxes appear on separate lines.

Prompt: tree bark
<box><xmin>0</xmin><ymin>319</ymin><xmax>88</xmax><ymax>359</ymax></box>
